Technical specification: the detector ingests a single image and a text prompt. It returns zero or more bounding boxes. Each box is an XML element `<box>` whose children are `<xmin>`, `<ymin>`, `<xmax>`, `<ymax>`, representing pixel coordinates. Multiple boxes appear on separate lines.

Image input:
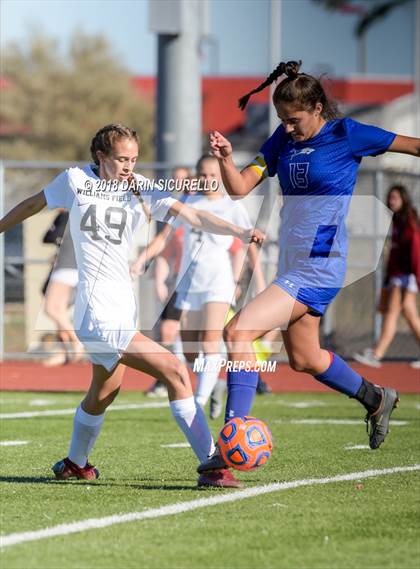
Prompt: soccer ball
<box><xmin>217</xmin><ymin>416</ymin><xmax>273</xmax><ymax>471</ymax></box>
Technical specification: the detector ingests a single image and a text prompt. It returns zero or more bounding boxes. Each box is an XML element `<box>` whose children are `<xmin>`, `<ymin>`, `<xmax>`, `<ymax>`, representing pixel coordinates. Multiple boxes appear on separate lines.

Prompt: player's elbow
<box><xmin>191</xmin><ymin>211</ymin><xmax>205</xmax><ymax>228</ymax></box>
<box><xmin>225</xmin><ymin>185</ymin><xmax>248</xmax><ymax>198</ymax></box>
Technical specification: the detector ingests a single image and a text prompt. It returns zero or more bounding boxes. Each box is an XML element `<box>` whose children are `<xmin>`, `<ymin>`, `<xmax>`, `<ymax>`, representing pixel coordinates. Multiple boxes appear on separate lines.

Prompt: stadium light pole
<box><xmin>267</xmin><ymin>0</ymin><xmax>281</xmax><ymax>242</ymax></box>
<box><xmin>149</xmin><ymin>0</ymin><xmax>205</xmax><ymax>175</ymax></box>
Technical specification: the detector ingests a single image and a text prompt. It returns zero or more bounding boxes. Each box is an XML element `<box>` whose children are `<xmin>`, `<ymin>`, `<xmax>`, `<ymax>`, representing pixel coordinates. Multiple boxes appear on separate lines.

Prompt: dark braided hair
<box><xmin>238</xmin><ymin>60</ymin><xmax>301</xmax><ymax>110</ymax></box>
<box><xmin>238</xmin><ymin>60</ymin><xmax>339</xmax><ymax>121</ymax></box>
<box><xmin>90</xmin><ymin>123</ymin><xmax>138</xmax><ymax>165</ymax></box>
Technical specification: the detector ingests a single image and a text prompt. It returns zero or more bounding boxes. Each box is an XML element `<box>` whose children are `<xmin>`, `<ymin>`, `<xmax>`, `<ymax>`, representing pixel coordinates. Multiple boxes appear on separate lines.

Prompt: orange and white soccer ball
<box><xmin>217</xmin><ymin>416</ymin><xmax>273</xmax><ymax>471</ymax></box>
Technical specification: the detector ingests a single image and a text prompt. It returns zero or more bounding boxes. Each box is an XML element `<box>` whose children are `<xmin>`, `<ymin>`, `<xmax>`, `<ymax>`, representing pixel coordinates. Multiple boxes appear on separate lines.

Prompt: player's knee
<box><xmin>160</xmin><ymin>320</ymin><xmax>179</xmax><ymax>343</ymax></box>
<box><xmin>401</xmin><ymin>302</ymin><xmax>416</xmax><ymax>320</ymax></box>
<box><xmin>44</xmin><ymin>300</ymin><xmax>60</xmax><ymax>319</ymax></box>
<box><xmin>202</xmin><ymin>333</ymin><xmax>222</xmax><ymax>354</ymax></box>
<box><xmin>223</xmin><ymin>321</ymin><xmax>238</xmax><ymax>345</ymax></box>
<box><xmin>165</xmin><ymin>358</ymin><xmax>189</xmax><ymax>388</ymax></box>
<box><xmin>288</xmin><ymin>353</ymin><xmax>318</xmax><ymax>374</ymax></box>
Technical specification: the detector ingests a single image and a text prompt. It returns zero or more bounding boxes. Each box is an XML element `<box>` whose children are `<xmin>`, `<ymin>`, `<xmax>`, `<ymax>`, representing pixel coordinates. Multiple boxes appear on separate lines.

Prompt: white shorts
<box><xmin>74</xmin><ymin>282</ymin><xmax>138</xmax><ymax>371</ymax></box>
<box><xmin>49</xmin><ymin>268</ymin><xmax>78</xmax><ymax>288</ymax></box>
<box><xmin>175</xmin><ymin>288</ymin><xmax>234</xmax><ymax>311</ymax></box>
<box><xmin>389</xmin><ymin>274</ymin><xmax>418</xmax><ymax>294</ymax></box>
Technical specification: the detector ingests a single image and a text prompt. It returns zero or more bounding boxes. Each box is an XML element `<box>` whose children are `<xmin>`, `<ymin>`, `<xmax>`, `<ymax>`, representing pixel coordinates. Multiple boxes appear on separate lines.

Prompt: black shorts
<box><xmin>161</xmin><ymin>292</ymin><xmax>182</xmax><ymax>321</ymax></box>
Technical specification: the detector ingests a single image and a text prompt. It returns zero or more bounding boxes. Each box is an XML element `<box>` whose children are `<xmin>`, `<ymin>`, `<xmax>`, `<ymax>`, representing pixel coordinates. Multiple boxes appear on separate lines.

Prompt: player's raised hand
<box><xmin>210</xmin><ymin>131</ymin><xmax>233</xmax><ymax>159</ymax></box>
<box><xmin>244</xmin><ymin>228</ymin><xmax>265</xmax><ymax>245</ymax></box>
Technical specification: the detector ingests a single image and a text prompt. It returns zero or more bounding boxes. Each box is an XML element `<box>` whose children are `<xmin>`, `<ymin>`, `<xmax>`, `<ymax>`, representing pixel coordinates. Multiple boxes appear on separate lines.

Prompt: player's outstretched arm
<box><xmin>130</xmin><ymin>224</ymin><xmax>172</xmax><ymax>277</ymax></box>
<box><xmin>247</xmin><ymin>242</ymin><xmax>266</xmax><ymax>294</ymax></box>
<box><xmin>388</xmin><ymin>135</ymin><xmax>420</xmax><ymax>157</ymax></box>
<box><xmin>169</xmin><ymin>200</ymin><xmax>265</xmax><ymax>245</ymax></box>
<box><xmin>210</xmin><ymin>130</ymin><xmax>261</xmax><ymax>197</ymax></box>
<box><xmin>154</xmin><ymin>256</ymin><xmax>170</xmax><ymax>303</ymax></box>
<box><xmin>0</xmin><ymin>191</ymin><xmax>47</xmax><ymax>234</ymax></box>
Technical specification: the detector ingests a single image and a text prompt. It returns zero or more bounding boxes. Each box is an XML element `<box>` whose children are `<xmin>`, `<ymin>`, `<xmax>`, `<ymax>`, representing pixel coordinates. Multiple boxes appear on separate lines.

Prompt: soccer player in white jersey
<box><xmin>175</xmin><ymin>155</ymin><xmax>255</xmax><ymax>408</ymax></box>
<box><xmin>133</xmin><ymin>156</ymin><xmax>261</xmax><ymax>414</ymax></box>
<box><xmin>0</xmin><ymin>124</ymin><xmax>264</xmax><ymax>488</ymax></box>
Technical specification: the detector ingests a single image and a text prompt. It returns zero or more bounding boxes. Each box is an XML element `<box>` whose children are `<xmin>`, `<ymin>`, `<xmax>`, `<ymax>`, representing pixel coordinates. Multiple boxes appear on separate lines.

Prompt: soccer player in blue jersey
<box><xmin>198</xmin><ymin>60</ymin><xmax>420</xmax><ymax>478</ymax></box>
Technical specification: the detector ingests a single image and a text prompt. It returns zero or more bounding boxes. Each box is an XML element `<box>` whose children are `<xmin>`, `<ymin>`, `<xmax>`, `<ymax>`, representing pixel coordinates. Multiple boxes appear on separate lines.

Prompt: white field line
<box><xmin>274</xmin><ymin>419</ymin><xmax>408</xmax><ymax>426</ymax></box>
<box><xmin>160</xmin><ymin>443</ymin><xmax>190</xmax><ymax>448</ymax></box>
<box><xmin>0</xmin><ymin>441</ymin><xmax>29</xmax><ymax>447</ymax></box>
<box><xmin>1</xmin><ymin>464</ymin><xmax>419</xmax><ymax>549</ymax></box>
<box><xmin>344</xmin><ymin>444</ymin><xmax>370</xmax><ymax>450</ymax></box>
<box><xmin>0</xmin><ymin>402</ymin><xmax>168</xmax><ymax>420</ymax></box>
<box><xmin>275</xmin><ymin>400</ymin><xmax>327</xmax><ymax>409</ymax></box>
<box><xmin>29</xmin><ymin>399</ymin><xmax>58</xmax><ymax>407</ymax></box>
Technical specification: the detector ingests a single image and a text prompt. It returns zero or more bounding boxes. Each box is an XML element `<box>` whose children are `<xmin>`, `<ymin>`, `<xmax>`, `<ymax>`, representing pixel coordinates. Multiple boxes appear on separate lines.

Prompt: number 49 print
<box><xmin>80</xmin><ymin>205</ymin><xmax>128</xmax><ymax>245</ymax></box>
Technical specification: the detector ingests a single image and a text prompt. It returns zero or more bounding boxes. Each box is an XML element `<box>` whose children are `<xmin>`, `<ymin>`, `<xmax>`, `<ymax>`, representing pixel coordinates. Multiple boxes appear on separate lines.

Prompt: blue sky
<box><xmin>0</xmin><ymin>0</ymin><xmax>415</xmax><ymax>77</ymax></box>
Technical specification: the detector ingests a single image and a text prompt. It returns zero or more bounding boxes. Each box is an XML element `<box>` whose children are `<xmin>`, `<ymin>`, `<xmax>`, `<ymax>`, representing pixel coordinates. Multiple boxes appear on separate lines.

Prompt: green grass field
<box><xmin>1</xmin><ymin>391</ymin><xmax>419</xmax><ymax>569</ymax></box>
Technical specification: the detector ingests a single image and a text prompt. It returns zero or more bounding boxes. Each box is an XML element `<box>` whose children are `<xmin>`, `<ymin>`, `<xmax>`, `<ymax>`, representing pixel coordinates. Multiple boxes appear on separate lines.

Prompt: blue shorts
<box><xmin>388</xmin><ymin>273</ymin><xmax>418</xmax><ymax>294</ymax></box>
<box><xmin>273</xmin><ymin>275</ymin><xmax>340</xmax><ymax>316</ymax></box>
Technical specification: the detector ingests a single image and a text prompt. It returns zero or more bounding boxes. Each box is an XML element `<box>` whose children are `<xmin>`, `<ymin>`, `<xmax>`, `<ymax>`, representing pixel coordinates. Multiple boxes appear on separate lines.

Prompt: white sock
<box><xmin>173</xmin><ymin>336</ymin><xmax>185</xmax><ymax>362</ymax></box>
<box><xmin>195</xmin><ymin>354</ymin><xmax>222</xmax><ymax>407</ymax></box>
<box><xmin>170</xmin><ymin>396</ymin><xmax>215</xmax><ymax>463</ymax></box>
<box><xmin>68</xmin><ymin>405</ymin><xmax>105</xmax><ymax>467</ymax></box>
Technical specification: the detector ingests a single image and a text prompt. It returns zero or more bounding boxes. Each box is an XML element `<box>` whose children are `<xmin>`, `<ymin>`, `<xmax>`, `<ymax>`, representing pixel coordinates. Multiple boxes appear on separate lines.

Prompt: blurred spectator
<box><xmin>42</xmin><ymin>211</ymin><xmax>84</xmax><ymax>366</ymax></box>
<box><xmin>354</xmin><ymin>185</ymin><xmax>420</xmax><ymax>368</ymax></box>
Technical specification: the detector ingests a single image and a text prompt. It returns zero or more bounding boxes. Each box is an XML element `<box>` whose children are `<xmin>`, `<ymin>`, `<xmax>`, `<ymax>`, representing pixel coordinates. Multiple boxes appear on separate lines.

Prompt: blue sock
<box><xmin>314</xmin><ymin>353</ymin><xmax>363</xmax><ymax>396</ymax></box>
<box><xmin>224</xmin><ymin>370</ymin><xmax>259</xmax><ymax>423</ymax></box>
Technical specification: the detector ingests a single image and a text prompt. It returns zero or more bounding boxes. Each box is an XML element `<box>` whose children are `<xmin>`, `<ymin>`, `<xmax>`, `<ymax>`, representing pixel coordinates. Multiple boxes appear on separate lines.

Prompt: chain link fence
<box><xmin>0</xmin><ymin>161</ymin><xmax>419</xmax><ymax>360</ymax></box>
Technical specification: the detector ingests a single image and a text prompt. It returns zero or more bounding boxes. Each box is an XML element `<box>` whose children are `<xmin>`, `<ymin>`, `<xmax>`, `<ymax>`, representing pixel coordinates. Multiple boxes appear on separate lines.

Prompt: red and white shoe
<box><xmin>197</xmin><ymin>468</ymin><xmax>243</xmax><ymax>489</ymax></box>
<box><xmin>52</xmin><ymin>457</ymin><xmax>99</xmax><ymax>481</ymax></box>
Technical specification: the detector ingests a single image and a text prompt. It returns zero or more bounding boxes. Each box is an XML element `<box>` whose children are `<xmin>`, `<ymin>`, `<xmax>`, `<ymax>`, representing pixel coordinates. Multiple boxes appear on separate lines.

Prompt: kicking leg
<box><xmin>198</xmin><ymin>286</ymin><xmax>307</xmax><ymax>474</ymax></box>
<box><xmin>223</xmin><ymin>285</ymin><xmax>307</xmax><ymax>422</ymax></box>
<box><xmin>283</xmin><ymin>315</ymin><xmax>399</xmax><ymax>449</ymax></box>
<box><xmin>121</xmin><ymin>332</ymin><xmax>213</xmax><ymax>462</ymax></box>
<box><xmin>121</xmin><ymin>332</ymin><xmax>241</xmax><ymax>487</ymax></box>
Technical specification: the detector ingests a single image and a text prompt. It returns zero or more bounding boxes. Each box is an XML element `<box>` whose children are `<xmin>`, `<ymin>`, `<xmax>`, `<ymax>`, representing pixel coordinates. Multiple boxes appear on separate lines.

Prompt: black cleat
<box><xmin>365</xmin><ymin>387</ymin><xmax>399</xmax><ymax>449</ymax></box>
<box><xmin>197</xmin><ymin>447</ymin><xmax>227</xmax><ymax>473</ymax></box>
<box><xmin>256</xmin><ymin>377</ymin><xmax>272</xmax><ymax>395</ymax></box>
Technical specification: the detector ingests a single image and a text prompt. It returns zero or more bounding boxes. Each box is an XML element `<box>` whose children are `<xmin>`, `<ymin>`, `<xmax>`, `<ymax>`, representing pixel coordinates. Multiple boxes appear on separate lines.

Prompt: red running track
<box><xmin>0</xmin><ymin>361</ymin><xmax>418</xmax><ymax>393</ymax></box>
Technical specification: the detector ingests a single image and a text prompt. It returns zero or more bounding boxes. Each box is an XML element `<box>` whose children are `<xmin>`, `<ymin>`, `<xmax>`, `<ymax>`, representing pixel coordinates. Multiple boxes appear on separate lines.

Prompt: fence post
<box><xmin>0</xmin><ymin>162</ymin><xmax>4</xmax><ymax>360</ymax></box>
<box><xmin>373</xmin><ymin>170</ymin><xmax>384</xmax><ymax>344</ymax></box>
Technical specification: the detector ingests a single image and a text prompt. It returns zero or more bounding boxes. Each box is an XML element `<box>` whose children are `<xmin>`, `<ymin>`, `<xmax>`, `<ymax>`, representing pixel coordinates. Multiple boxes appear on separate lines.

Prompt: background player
<box><xmin>144</xmin><ymin>166</ymin><xmax>192</xmax><ymax>397</ymax></box>
<box><xmin>198</xmin><ymin>60</ymin><xmax>420</xmax><ymax>475</ymax></box>
<box><xmin>133</xmin><ymin>156</ymin><xmax>265</xmax><ymax>412</ymax></box>
<box><xmin>0</xmin><ymin>123</ymin><xmax>264</xmax><ymax>488</ymax></box>
<box><xmin>41</xmin><ymin>210</ymin><xmax>85</xmax><ymax>365</ymax></box>
<box><xmin>174</xmin><ymin>155</ymin><xmax>255</xmax><ymax>409</ymax></box>
<box><xmin>354</xmin><ymin>184</ymin><xmax>420</xmax><ymax>367</ymax></box>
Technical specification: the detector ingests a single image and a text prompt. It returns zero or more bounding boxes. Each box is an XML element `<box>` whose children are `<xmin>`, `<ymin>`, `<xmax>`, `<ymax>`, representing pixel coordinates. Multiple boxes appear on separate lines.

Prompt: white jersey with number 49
<box><xmin>43</xmin><ymin>165</ymin><xmax>175</xmax><ymax>286</ymax></box>
<box><xmin>43</xmin><ymin>165</ymin><xmax>176</xmax><ymax>370</ymax></box>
